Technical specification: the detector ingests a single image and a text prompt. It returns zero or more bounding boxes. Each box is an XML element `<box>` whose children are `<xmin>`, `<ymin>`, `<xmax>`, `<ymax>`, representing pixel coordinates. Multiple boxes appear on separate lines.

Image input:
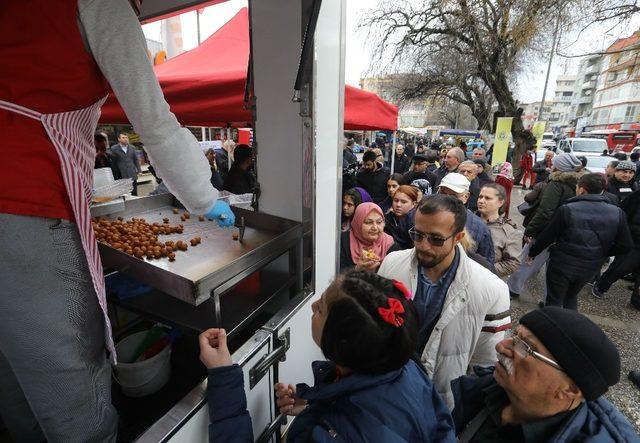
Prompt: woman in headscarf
<box><xmin>494</xmin><ymin>162</ymin><xmax>514</xmax><ymax>218</ymax></box>
<box><xmin>354</xmin><ymin>187</ymin><xmax>373</xmax><ymax>203</ymax></box>
<box><xmin>339</xmin><ymin>203</ymin><xmax>398</xmax><ymax>272</ymax></box>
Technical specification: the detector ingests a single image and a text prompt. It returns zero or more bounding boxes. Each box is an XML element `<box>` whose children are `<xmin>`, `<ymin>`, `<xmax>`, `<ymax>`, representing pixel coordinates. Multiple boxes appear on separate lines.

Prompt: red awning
<box><xmin>344</xmin><ymin>85</ymin><xmax>398</xmax><ymax>131</ymax></box>
<box><xmin>100</xmin><ymin>8</ymin><xmax>398</xmax><ymax>130</ymax></box>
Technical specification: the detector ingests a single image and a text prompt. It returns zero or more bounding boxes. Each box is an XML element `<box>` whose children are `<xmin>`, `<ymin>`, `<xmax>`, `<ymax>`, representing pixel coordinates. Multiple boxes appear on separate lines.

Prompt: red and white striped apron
<box><xmin>0</xmin><ymin>97</ymin><xmax>116</xmax><ymax>361</ymax></box>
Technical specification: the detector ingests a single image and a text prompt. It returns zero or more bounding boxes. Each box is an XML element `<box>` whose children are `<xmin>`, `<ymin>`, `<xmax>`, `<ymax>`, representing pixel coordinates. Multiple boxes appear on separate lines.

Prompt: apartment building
<box><xmin>588</xmin><ymin>30</ymin><xmax>640</xmax><ymax>130</ymax></box>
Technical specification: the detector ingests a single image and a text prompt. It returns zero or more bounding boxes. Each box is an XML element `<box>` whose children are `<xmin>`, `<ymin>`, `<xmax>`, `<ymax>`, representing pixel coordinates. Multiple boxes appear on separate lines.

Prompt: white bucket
<box><xmin>112</xmin><ymin>331</ymin><xmax>172</xmax><ymax>398</ymax></box>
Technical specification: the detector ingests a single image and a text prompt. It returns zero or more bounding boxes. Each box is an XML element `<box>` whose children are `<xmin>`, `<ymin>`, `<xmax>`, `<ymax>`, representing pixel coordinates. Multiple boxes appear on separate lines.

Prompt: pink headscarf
<box><xmin>349</xmin><ymin>202</ymin><xmax>395</xmax><ymax>265</ymax></box>
<box><xmin>497</xmin><ymin>162</ymin><xmax>514</xmax><ymax>181</ymax></box>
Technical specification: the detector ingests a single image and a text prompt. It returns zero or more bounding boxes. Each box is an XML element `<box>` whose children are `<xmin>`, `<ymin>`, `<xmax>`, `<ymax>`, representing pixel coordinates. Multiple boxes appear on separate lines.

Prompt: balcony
<box><xmin>575</xmin><ymin>95</ymin><xmax>593</xmax><ymax>105</ymax></box>
<box><xmin>585</xmin><ymin>63</ymin><xmax>599</xmax><ymax>75</ymax></box>
<box><xmin>581</xmin><ymin>80</ymin><xmax>596</xmax><ymax>90</ymax></box>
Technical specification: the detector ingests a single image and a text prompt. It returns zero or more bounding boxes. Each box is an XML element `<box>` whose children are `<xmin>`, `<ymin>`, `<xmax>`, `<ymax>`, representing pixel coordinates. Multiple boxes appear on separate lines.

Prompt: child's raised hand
<box><xmin>274</xmin><ymin>383</ymin><xmax>307</xmax><ymax>416</ymax></box>
<box><xmin>199</xmin><ymin>328</ymin><xmax>233</xmax><ymax>369</ymax></box>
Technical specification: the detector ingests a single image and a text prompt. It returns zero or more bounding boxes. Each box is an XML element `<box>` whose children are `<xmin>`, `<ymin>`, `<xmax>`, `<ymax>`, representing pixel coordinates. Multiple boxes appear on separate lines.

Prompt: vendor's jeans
<box><xmin>507</xmin><ymin>243</ymin><xmax>549</xmax><ymax>299</ymax></box>
<box><xmin>0</xmin><ymin>213</ymin><xmax>117</xmax><ymax>443</ymax></box>
<box><xmin>596</xmin><ymin>248</ymin><xmax>640</xmax><ymax>294</ymax></box>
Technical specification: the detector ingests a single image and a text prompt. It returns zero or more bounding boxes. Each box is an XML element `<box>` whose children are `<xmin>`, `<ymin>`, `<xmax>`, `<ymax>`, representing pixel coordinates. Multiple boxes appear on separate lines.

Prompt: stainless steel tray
<box><xmin>92</xmin><ymin>194</ymin><xmax>302</xmax><ymax>305</ymax></box>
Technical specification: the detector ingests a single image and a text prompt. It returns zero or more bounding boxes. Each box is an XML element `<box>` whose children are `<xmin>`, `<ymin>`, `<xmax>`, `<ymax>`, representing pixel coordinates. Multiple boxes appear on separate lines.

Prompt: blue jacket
<box><xmin>451</xmin><ymin>368</ymin><xmax>640</xmax><ymax>443</ymax></box>
<box><xmin>207</xmin><ymin>360</ymin><xmax>456</xmax><ymax>443</ymax></box>
<box><xmin>530</xmin><ymin>194</ymin><xmax>632</xmax><ymax>273</ymax></box>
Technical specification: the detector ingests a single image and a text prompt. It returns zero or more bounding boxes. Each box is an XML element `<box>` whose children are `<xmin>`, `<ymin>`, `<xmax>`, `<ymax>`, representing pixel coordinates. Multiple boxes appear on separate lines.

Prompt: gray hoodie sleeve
<box><xmin>78</xmin><ymin>0</ymin><xmax>218</xmax><ymax>214</ymax></box>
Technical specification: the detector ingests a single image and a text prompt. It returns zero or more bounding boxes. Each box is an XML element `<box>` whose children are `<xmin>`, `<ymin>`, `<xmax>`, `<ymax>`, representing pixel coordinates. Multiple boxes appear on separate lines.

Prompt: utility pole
<box><xmin>538</xmin><ymin>15</ymin><xmax>560</xmax><ymax>121</ymax></box>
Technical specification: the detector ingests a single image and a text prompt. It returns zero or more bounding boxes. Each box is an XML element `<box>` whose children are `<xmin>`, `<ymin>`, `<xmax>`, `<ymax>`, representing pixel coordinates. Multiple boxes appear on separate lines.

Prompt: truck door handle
<box><xmin>249</xmin><ymin>329</ymin><xmax>290</xmax><ymax>389</ymax></box>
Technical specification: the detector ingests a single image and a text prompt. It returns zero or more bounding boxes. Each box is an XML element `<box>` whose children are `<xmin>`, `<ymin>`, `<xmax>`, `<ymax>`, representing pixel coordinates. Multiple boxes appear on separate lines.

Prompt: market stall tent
<box><xmin>100</xmin><ymin>8</ymin><xmax>398</xmax><ymax>130</ymax></box>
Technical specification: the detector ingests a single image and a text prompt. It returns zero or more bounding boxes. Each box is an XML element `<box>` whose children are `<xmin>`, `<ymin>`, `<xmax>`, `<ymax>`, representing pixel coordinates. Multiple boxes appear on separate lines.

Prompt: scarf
<box><xmin>349</xmin><ymin>203</ymin><xmax>395</xmax><ymax>265</ymax></box>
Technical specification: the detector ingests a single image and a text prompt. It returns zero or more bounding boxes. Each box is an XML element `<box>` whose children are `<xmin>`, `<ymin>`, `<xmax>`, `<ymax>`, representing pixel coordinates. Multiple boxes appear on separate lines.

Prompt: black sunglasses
<box><xmin>408</xmin><ymin>227</ymin><xmax>455</xmax><ymax>246</ymax></box>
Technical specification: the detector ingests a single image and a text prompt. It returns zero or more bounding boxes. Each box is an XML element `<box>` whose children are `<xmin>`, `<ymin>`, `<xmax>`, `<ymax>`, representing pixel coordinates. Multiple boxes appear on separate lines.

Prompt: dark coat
<box><xmin>207</xmin><ymin>361</ymin><xmax>456</xmax><ymax>443</ymax></box>
<box><xmin>108</xmin><ymin>144</ymin><xmax>140</xmax><ymax>180</ymax></box>
<box><xmin>466</xmin><ymin>209</ymin><xmax>495</xmax><ymax>264</ymax></box>
<box><xmin>391</xmin><ymin>154</ymin><xmax>411</xmax><ymax>174</ymax></box>
<box><xmin>477</xmin><ymin>172</ymin><xmax>493</xmax><ymax>188</ymax></box>
<box><xmin>607</xmin><ymin>176</ymin><xmax>638</xmax><ymax>202</ymax></box>
<box><xmin>343</xmin><ymin>147</ymin><xmax>358</xmax><ymax>167</ymax></box>
<box><xmin>215</xmin><ymin>149</ymin><xmax>231</xmax><ymax>182</ymax></box>
<box><xmin>468</xmin><ymin>177</ymin><xmax>480</xmax><ymax>212</ymax></box>
<box><xmin>524</xmin><ymin>171</ymin><xmax>583</xmax><ymax>238</ymax></box>
<box><xmin>384</xmin><ymin>209</ymin><xmax>415</xmax><ymax>250</ymax></box>
<box><xmin>530</xmin><ymin>194</ymin><xmax>632</xmax><ymax>273</ymax></box>
<box><xmin>223</xmin><ymin>165</ymin><xmax>257</xmax><ymax>195</ymax></box>
<box><xmin>621</xmin><ymin>190</ymin><xmax>640</xmax><ymax>246</ymax></box>
<box><xmin>451</xmin><ymin>368</ymin><xmax>638</xmax><ymax>443</ymax></box>
<box><xmin>532</xmin><ymin>158</ymin><xmax>553</xmax><ymax>183</ymax></box>
<box><xmin>356</xmin><ymin>166</ymin><xmax>391</xmax><ymax>203</ymax></box>
<box><xmin>339</xmin><ymin>231</ymin><xmax>399</xmax><ymax>272</ymax></box>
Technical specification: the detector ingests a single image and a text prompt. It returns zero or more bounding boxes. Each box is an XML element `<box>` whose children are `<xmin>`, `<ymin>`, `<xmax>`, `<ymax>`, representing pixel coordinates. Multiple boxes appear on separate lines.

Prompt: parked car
<box><xmin>556</xmin><ymin>137</ymin><xmax>609</xmax><ymax>156</ymax></box>
<box><xmin>542</xmin><ymin>132</ymin><xmax>556</xmax><ymax>150</ymax></box>
<box><xmin>584</xmin><ymin>155</ymin><xmax>615</xmax><ymax>175</ymax></box>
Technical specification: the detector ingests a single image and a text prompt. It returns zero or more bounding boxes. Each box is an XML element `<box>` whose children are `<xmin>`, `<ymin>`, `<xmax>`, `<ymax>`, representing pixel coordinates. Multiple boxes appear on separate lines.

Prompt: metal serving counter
<box><xmin>91</xmin><ymin>194</ymin><xmax>303</xmax><ymax>307</ymax></box>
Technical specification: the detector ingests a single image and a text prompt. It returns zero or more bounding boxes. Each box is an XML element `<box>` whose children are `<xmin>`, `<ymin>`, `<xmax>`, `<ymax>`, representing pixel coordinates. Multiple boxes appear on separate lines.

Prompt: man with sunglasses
<box><xmin>378</xmin><ymin>194</ymin><xmax>510</xmax><ymax>408</ymax></box>
<box><xmin>437</xmin><ymin>172</ymin><xmax>495</xmax><ymax>264</ymax></box>
<box><xmin>451</xmin><ymin>307</ymin><xmax>636</xmax><ymax>442</ymax></box>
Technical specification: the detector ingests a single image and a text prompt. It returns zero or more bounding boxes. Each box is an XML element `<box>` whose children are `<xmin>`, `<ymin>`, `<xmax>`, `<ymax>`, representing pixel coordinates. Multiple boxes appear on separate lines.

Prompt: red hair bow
<box><xmin>392</xmin><ymin>280</ymin><xmax>412</xmax><ymax>300</ymax></box>
<box><xmin>377</xmin><ymin>298</ymin><xmax>405</xmax><ymax>327</ymax></box>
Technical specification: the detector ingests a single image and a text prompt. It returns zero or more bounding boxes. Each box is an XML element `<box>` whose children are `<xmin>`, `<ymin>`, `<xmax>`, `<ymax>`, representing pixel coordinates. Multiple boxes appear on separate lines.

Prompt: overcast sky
<box><xmin>144</xmin><ymin>0</ymin><xmax>640</xmax><ymax>104</ymax></box>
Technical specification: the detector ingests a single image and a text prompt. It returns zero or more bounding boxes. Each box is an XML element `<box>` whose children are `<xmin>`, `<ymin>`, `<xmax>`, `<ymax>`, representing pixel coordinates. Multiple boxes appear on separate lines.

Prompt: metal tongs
<box><xmin>235</xmin><ymin>216</ymin><xmax>246</xmax><ymax>243</ymax></box>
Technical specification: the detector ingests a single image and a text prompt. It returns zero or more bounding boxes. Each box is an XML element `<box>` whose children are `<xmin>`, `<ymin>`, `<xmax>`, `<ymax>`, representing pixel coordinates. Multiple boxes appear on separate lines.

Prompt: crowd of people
<box><xmin>95</xmin><ymin>134</ymin><xmax>260</xmax><ymax>198</ymax></box>
<box><xmin>193</xmin><ymin>136</ymin><xmax>640</xmax><ymax>441</ymax></box>
<box><xmin>341</xmin><ymin>136</ymin><xmax>640</xmax><ymax>314</ymax></box>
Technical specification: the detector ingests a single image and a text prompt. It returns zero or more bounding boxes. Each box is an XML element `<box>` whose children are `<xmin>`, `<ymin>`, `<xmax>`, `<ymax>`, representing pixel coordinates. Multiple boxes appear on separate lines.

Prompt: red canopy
<box><xmin>100</xmin><ymin>8</ymin><xmax>398</xmax><ymax>130</ymax></box>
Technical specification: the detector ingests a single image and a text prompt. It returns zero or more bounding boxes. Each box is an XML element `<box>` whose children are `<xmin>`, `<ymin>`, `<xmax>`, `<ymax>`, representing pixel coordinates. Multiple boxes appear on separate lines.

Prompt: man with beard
<box><xmin>378</xmin><ymin>194</ymin><xmax>510</xmax><ymax>408</ymax></box>
<box><xmin>451</xmin><ymin>307</ymin><xmax>636</xmax><ymax>442</ymax></box>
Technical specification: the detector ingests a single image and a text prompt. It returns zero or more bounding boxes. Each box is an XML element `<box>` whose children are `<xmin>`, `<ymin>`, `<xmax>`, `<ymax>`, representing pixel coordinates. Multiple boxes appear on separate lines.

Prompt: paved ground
<box><xmin>507</xmin><ymin>185</ymin><xmax>640</xmax><ymax>432</ymax></box>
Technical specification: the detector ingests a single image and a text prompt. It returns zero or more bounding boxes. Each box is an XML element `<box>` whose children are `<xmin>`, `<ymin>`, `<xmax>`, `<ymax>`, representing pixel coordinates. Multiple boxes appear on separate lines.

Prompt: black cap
<box><xmin>520</xmin><ymin>307</ymin><xmax>620</xmax><ymax>401</ymax></box>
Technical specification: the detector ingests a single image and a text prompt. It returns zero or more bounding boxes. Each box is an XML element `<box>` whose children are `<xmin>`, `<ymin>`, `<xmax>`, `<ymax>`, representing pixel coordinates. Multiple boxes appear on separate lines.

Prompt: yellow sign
<box><xmin>532</xmin><ymin>121</ymin><xmax>547</xmax><ymax>151</ymax></box>
<box><xmin>492</xmin><ymin>117</ymin><xmax>513</xmax><ymax>166</ymax></box>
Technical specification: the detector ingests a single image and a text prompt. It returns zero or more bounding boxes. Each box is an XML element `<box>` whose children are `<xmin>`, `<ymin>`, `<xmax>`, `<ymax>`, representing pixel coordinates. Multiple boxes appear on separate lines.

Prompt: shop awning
<box><xmin>100</xmin><ymin>8</ymin><xmax>398</xmax><ymax>130</ymax></box>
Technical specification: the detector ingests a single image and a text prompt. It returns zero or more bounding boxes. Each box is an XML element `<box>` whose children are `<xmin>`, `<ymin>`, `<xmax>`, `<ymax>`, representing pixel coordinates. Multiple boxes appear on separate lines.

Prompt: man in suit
<box><xmin>109</xmin><ymin>132</ymin><xmax>141</xmax><ymax>195</ymax></box>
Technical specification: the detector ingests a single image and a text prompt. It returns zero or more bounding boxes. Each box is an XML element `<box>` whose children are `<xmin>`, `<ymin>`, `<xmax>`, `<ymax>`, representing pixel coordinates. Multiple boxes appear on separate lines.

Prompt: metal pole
<box><xmin>196</xmin><ymin>11</ymin><xmax>201</xmax><ymax>45</ymax></box>
<box><xmin>390</xmin><ymin>131</ymin><xmax>397</xmax><ymax>176</ymax></box>
<box><xmin>201</xmin><ymin>127</ymin><xmax>206</xmax><ymax>141</ymax></box>
<box><xmin>539</xmin><ymin>15</ymin><xmax>560</xmax><ymax>121</ymax></box>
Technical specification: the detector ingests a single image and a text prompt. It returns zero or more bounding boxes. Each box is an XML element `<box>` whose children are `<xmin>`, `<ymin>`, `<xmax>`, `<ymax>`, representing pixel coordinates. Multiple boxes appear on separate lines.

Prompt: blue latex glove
<box><xmin>205</xmin><ymin>200</ymin><xmax>236</xmax><ymax>227</ymax></box>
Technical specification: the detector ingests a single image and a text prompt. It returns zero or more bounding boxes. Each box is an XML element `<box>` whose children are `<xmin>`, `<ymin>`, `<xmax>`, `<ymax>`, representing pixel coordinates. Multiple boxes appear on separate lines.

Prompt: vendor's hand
<box><xmin>275</xmin><ymin>383</ymin><xmax>307</xmax><ymax>416</ymax></box>
<box><xmin>199</xmin><ymin>328</ymin><xmax>232</xmax><ymax>369</ymax></box>
<box><xmin>525</xmin><ymin>256</ymin><xmax>534</xmax><ymax>265</ymax></box>
<box><xmin>523</xmin><ymin>236</ymin><xmax>534</xmax><ymax>245</ymax></box>
<box><xmin>205</xmin><ymin>200</ymin><xmax>236</xmax><ymax>227</ymax></box>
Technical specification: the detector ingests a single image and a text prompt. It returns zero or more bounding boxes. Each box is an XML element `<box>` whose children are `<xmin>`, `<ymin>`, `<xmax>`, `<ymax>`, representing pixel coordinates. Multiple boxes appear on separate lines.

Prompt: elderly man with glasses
<box><xmin>451</xmin><ymin>307</ymin><xmax>637</xmax><ymax>442</ymax></box>
<box><xmin>378</xmin><ymin>194</ymin><xmax>510</xmax><ymax>409</ymax></box>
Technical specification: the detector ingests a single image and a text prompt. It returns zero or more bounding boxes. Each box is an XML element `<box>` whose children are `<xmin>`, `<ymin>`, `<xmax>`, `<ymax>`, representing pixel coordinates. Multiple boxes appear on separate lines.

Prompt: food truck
<box><xmin>89</xmin><ymin>1</ymin><xmax>375</xmax><ymax>441</ymax></box>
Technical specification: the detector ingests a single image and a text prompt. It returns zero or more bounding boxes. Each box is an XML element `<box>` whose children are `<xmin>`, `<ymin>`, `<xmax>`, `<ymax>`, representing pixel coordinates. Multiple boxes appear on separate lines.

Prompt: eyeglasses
<box><xmin>508</xmin><ymin>331</ymin><xmax>563</xmax><ymax>372</ymax></box>
<box><xmin>408</xmin><ymin>227</ymin><xmax>455</xmax><ymax>246</ymax></box>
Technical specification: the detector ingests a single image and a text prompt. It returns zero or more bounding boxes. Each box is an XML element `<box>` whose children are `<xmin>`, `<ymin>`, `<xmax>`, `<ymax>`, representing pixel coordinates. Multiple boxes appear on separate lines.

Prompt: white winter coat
<box><xmin>378</xmin><ymin>245</ymin><xmax>511</xmax><ymax>408</ymax></box>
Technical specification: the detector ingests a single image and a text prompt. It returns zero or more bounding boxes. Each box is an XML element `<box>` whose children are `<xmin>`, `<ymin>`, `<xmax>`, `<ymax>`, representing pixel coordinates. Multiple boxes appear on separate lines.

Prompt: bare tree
<box><xmin>394</xmin><ymin>61</ymin><xmax>496</xmax><ymax>131</ymax></box>
<box><xmin>361</xmin><ymin>0</ymin><xmax>568</xmax><ymax>171</ymax></box>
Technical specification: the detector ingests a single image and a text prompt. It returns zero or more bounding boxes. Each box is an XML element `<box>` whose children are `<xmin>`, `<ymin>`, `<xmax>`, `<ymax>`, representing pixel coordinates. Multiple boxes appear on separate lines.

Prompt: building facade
<box><xmin>588</xmin><ymin>30</ymin><xmax>640</xmax><ymax>130</ymax></box>
<box><xmin>359</xmin><ymin>76</ymin><xmax>456</xmax><ymax>128</ymax></box>
<box><xmin>568</xmin><ymin>55</ymin><xmax>602</xmax><ymax>132</ymax></box>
